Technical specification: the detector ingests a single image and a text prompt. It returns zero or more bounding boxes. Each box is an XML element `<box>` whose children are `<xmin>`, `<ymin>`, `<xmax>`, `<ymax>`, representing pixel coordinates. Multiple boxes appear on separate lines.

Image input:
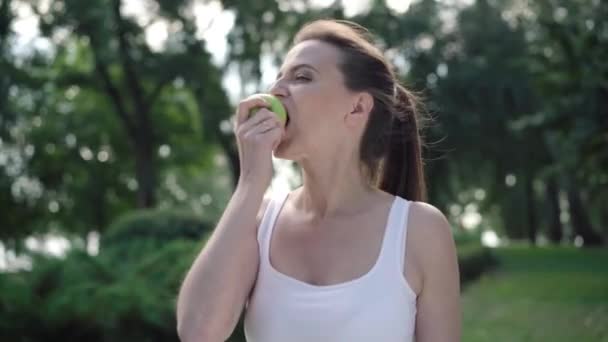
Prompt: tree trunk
<box><xmin>545</xmin><ymin>176</ymin><xmax>563</xmax><ymax>244</ymax></box>
<box><xmin>567</xmin><ymin>184</ymin><xmax>604</xmax><ymax>246</ymax></box>
<box><xmin>524</xmin><ymin>169</ymin><xmax>538</xmax><ymax>245</ymax></box>
<box><xmin>92</xmin><ymin>167</ymin><xmax>107</xmax><ymax>231</ymax></box>
<box><xmin>134</xmin><ymin>130</ymin><xmax>156</xmax><ymax>208</ymax></box>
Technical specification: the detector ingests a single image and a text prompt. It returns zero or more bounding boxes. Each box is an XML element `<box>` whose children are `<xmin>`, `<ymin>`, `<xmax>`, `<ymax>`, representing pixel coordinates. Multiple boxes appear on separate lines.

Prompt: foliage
<box><xmin>102</xmin><ymin>208</ymin><xmax>213</xmax><ymax>247</ymax></box>
<box><xmin>0</xmin><ymin>238</ymin><xmax>203</xmax><ymax>341</ymax></box>
<box><xmin>457</xmin><ymin>242</ymin><xmax>499</xmax><ymax>285</ymax></box>
<box><xmin>0</xmin><ymin>0</ymin><xmax>232</xmax><ymax>242</ymax></box>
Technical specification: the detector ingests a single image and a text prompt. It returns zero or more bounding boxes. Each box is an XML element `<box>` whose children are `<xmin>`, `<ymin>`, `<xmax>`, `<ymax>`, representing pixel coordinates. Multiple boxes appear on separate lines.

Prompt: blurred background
<box><xmin>0</xmin><ymin>0</ymin><xmax>606</xmax><ymax>341</ymax></box>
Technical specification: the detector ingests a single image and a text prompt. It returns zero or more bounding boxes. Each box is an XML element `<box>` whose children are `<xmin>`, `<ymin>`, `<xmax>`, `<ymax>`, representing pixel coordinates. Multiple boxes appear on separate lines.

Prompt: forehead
<box><xmin>281</xmin><ymin>40</ymin><xmax>343</xmax><ymax>72</ymax></box>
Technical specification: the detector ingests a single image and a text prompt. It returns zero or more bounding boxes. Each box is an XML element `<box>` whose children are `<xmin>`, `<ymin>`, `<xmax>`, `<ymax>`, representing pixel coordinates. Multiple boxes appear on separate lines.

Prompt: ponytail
<box><xmin>377</xmin><ymin>84</ymin><xmax>428</xmax><ymax>202</ymax></box>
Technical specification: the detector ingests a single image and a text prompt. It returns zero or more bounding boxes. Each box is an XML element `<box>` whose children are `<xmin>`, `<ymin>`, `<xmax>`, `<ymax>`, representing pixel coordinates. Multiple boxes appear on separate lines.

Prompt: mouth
<box><xmin>281</xmin><ymin>100</ymin><xmax>290</xmax><ymax>128</ymax></box>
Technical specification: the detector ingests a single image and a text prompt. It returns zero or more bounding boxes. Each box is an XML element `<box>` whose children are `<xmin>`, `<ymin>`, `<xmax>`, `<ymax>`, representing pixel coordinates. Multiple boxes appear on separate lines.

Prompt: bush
<box><xmin>457</xmin><ymin>242</ymin><xmax>499</xmax><ymax>285</ymax></box>
<box><xmin>101</xmin><ymin>208</ymin><xmax>213</xmax><ymax>260</ymax></box>
<box><xmin>102</xmin><ymin>208</ymin><xmax>213</xmax><ymax>247</ymax></box>
<box><xmin>454</xmin><ymin>229</ymin><xmax>483</xmax><ymax>246</ymax></box>
<box><xmin>0</xmin><ymin>240</ymin><xmax>202</xmax><ymax>342</ymax></box>
<box><xmin>0</xmin><ymin>207</ymin><xmax>213</xmax><ymax>341</ymax></box>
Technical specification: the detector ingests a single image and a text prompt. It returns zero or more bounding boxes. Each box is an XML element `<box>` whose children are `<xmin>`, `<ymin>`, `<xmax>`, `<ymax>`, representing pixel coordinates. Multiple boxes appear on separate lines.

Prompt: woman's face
<box><xmin>271</xmin><ymin>40</ymin><xmax>362</xmax><ymax>161</ymax></box>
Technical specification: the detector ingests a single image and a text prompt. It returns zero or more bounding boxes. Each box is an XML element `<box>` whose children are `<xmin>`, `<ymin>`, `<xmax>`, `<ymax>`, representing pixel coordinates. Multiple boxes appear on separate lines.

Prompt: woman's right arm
<box><xmin>176</xmin><ymin>182</ymin><xmax>269</xmax><ymax>342</ymax></box>
<box><xmin>176</xmin><ymin>95</ymin><xmax>285</xmax><ymax>342</ymax></box>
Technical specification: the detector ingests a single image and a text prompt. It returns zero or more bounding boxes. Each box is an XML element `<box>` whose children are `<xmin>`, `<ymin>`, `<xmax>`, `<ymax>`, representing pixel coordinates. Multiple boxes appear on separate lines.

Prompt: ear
<box><xmin>344</xmin><ymin>92</ymin><xmax>374</xmax><ymax>127</ymax></box>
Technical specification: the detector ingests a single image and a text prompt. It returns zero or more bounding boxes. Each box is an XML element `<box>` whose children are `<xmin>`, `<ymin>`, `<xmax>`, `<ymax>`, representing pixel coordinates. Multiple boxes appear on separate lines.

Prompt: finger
<box><xmin>235</xmin><ymin>96</ymin><xmax>270</xmax><ymax>126</ymax></box>
<box><xmin>237</xmin><ymin>109</ymin><xmax>280</xmax><ymax>134</ymax></box>
<box><xmin>247</xmin><ymin>108</ymin><xmax>279</xmax><ymax>126</ymax></box>
<box><xmin>244</xmin><ymin>117</ymin><xmax>280</xmax><ymax>137</ymax></box>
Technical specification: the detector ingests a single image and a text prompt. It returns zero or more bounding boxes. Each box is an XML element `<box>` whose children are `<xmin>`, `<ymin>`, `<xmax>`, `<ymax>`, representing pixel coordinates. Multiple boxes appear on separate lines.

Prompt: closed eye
<box><xmin>295</xmin><ymin>74</ymin><xmax>311</xmax><ymax>81</ymax></box>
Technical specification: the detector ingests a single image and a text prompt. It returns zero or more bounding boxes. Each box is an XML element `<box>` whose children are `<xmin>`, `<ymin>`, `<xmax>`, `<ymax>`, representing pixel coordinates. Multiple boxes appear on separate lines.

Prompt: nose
<box><xmin>269</xmin><ymin>78</ymin><xmax>288</xmax><ymax>98</ymax></box>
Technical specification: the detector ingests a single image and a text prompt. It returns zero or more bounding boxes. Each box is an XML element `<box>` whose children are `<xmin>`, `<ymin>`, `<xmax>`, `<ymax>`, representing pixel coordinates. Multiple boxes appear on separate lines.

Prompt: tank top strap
<box><xmin>257</xmin><ymin>191</ymin><xmax>290</xmax><ymax>262</ymax></box>
<box><xmin>377</xmin><ymin>196</ymin><xmax>411</xmax><ymax>275</ymax></box>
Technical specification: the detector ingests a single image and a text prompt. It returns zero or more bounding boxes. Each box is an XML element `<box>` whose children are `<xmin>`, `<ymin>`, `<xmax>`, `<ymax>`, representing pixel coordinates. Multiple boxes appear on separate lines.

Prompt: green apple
<box><xmin>248</xmin><ymin>94</ymin><xmax>288</xmax><ymax>127</ymax></box>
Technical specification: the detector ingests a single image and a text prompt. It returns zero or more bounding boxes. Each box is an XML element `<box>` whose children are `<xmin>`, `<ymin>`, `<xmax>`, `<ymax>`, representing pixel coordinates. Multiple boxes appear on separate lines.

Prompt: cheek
<box><xmin>294</xmin><ymin>82</ymin><xmax>348</xmax><ymax>126</ymax></box>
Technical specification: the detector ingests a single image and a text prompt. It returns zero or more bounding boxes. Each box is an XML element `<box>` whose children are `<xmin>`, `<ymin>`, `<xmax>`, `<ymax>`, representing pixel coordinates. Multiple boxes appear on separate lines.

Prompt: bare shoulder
<box><xmin>406</xmin><ymin>201</ymin><xmax>461</xmax><ymax>340</ymax></box>
<box><xmin>406</xmin><ymin>201</ymin><xmax>458</xmax><ymax>278</ymax></box>
<box><xmin>407</xmin><ymin>201</ymin><xmax>452</xmax><ymax>238</ymax></box>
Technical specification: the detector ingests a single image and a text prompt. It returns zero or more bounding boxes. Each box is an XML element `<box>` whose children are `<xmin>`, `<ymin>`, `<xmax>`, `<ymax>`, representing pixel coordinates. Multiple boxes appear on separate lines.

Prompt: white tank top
<box><xmin>243</xmin><ymin>191</ymin><xmax>418</xmax><ymax>341</ymax></box>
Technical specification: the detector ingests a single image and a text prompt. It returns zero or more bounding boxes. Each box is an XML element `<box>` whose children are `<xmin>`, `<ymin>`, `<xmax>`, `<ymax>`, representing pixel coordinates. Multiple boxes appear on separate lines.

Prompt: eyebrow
<box><xmin>276</xmin><ymin>63</ymin><xmax>319</xmax><ymax>80</ymax></box>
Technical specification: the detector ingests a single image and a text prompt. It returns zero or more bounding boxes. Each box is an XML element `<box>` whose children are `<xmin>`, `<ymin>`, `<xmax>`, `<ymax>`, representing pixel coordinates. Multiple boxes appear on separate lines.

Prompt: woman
<box><xmin>177</xmin><ymin>19</ymin><xmax>461</xmax><ymax>342</ymax></box>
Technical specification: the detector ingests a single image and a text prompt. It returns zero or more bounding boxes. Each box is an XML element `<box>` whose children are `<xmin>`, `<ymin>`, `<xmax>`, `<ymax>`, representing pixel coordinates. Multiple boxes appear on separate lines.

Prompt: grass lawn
<box><xmin>461</xmin><ymin>245</ymin><xmax>608</xmax><ymax>342</ymax></box>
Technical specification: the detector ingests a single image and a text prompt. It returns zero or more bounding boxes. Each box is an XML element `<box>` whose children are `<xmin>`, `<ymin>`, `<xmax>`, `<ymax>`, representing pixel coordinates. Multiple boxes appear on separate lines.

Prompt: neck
<box><xmin>292</xmin><ymin>152</ymin><xmax>377</xmax><ymax>220</ymax></box>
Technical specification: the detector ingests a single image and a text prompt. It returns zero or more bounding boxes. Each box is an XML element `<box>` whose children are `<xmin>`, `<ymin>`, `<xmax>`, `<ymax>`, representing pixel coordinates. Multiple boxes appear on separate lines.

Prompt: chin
<box><xmin>272</xmin><ymin>140</ymin><xmax>296</xmax><ymax>160</ymax></box>
<box><xmin>272</xmin><ymin>147</ymin><xmax>289</xmax><ymax>160</ymax></box>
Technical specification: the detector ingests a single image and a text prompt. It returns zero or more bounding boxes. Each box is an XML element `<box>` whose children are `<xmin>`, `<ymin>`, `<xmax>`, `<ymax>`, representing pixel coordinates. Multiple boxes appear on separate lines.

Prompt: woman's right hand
<box><xmin>233</xmin><ymin>95</ymin><xmax>285</xmax><ymax>190</ymax></box>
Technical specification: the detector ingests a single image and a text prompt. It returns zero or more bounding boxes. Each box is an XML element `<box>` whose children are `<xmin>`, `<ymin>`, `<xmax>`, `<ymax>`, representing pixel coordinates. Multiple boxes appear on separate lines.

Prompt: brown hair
<box><xmin>293</xmin><ymin>19</ymin><xmax>430</xmax><ymax>202</ymax></box>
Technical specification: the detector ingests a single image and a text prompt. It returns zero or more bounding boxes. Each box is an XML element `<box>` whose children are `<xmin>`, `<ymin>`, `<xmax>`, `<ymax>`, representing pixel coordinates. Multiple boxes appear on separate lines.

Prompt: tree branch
<box><xmin>94</xmin><ymin>59</ymin><xmax>137</xmax><ymax>136</ymax></box>
<box><xmin>75</xmin><ymin>12</ymin><xmax>137</xmax><ymax>139</ymax></box>
<box><xmin>146</xmin><ymin>76</ymin><xmax>173</xmax><ymax>107</ymax></box>
<box><xmin>111</xmin><ymin>0</ymin><xmax>148</xmax><ymax>117</ymax></box>
<box><xmin>0</xmin><ymin>0</ymin><xmax>11</xmax><ymax>44</ymax></box>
